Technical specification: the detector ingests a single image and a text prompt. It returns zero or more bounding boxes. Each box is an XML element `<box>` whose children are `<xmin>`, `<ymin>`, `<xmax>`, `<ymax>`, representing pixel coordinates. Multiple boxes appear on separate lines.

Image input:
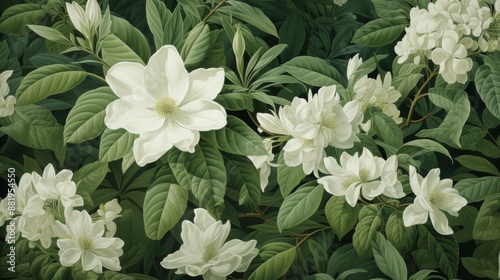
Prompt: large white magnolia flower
<box><xmin>54</xmin><ymin>207</ymin><xmax>124</xmax><ymax>273</ymax></box>
<box><xmin>318</xmin><ymin>148</ymin><xmax>404</xmax><ymax>207</ymax></box>
<box><xmin>403</xmin><ymin>165</ymin><xmax>467</xmax><ymax>235</ymax></box>
<box><xmin>66</xmin><ymin>0</ymin><xmax>102</xmax><ymax>39</ymax></box>
<box><xmin>105</xmin><ymin>45</ymin><xmax>227</xmax><ymax>166</ymax></box>
<box><xmin>0</xmin><ymin>70</ymin><xmax>16</xmax><ymax>117</ymax></box>
<box><xmin>161</xmin><ymin>208</ymin><xmax>258</xmax><ymax>280</ymax></box>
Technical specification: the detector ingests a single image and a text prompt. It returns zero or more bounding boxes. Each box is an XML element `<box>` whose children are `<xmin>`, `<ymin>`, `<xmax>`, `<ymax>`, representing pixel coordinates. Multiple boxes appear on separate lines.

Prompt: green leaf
<box><xmin>277</xmin><ymin>150</ymin><xmax>306</xmax><ymax>198</ymax></box>
<box><xmin>0</xmin><ymin>4</ymin><xmax>46</xmax><ymax>36</ymax></box>
<box><xmin>408</xmin><ymin>270</ymin><xmax>442</xmax><ymax>280</ymax></box>
<box><xmin>456</xmin><ymin>155</ymin><xmax>500</xmax><ymax>176</ymax></box>
<box><xmin>202</xmin><ymin>115</ymin><xmax>268</xmax><ymax>156</ymax></box>
<box><xmin>164</xmin><ymin>5</ymin><xmax>184</xmax><ymax>47</ymax></box>
<box><xmin>101</xmin><ymin>34</ymin><xmax>144</xmax><ymax>70</ymax></box>
<box><xmin>214</xmin><ymin>93</ymin><xmax>253</xmax><ymax>111</ymax></box>
<box><xmin>224</xmin><ymin>154</ymin><xmax>261</xmax><ymax>208</ymax></box>
<box><xmin>181</xmin><ymin>23</ymin><xmax>211</xmax><ymax>68</ymax></box>
<box><xmin>372</xmin><ymin>0</ymin><xmax>411</xmax><ymax>18</ymax></box>
<box><xmin>372</xmin><ymin>112</ymin><xmax>403</xmax><ymax>148</ymax></box>
<box><xmin>284</xmin><ymin>56</ymin><xmax>347</xmax><ymax>88</ymax></box>
<box><xmin>99</xmin><ymin>128</ymin><xmax>137</xmax><ymax>162</ymax></box>
<box><xmin>111</xmin><ymin>16</ymin><xmax>151</xmax><ymax>63</ymax></box>
<box><xmin>455</xmin><ymin>176</ymin><xmax>500</xmax><ymax>202</ymax></box>
<box><xmin>259</xmin><ymin>242</ymin><xmax>294</xmax><ymax>261</ymax></box>
<box><xmin>0</xmin><ymin>105</ymin><xmax>65</xmax><ymax>163</ymax></box>
<box><xmin>372</xmin><ymin>232</ymin><xmax>408</xmax><ymax>280</ymax></box>
<box><xmin>461</xmin><ymin>257</ymin><xmax>498</xmax><ymax>280</ymax></box>
<box><xmin>248</xmin><ymin>247</ymin><xmax>296</xmax><ymax>280</ymax></box>
<box><xmin>325</xmin><ymin>196</ymin><xmax>360</xmax><ymax>240</ymax></box>
<box><xmin>220</xmin><ymin>0</ymin><xmax>278</xmax><ymax>38</ymax></box>
<box><xmin>145</xmin><ymin>0</ymin><xmax>170</xmax><ymax>50</ymax></box>
<box><xmin>168</xmin><ymin>142</ymin><xmax>226</xmax><ymax>219</ymax></box>
<box><xmin>23</xmin><ymin>155</ymin><xmax>42</xmax><ymax>174</ymax></box>
<box><xmin>303</xmin><ymin>273</ymin><xmax>335</xmax><ymax>280</ymax></box>
<box><xmin>277</xmin><ymin>183</ymin><xmax>323</xmax><ymax>232</ymax></box>
<box><xmin>473</xmin><ymin>193</ymin><xmax>500</xmax><ymax>240</ymax></box>
<box><xmin>417</xmin><ymin>88</ymin><xmax>470</xmax><ymax>147</ymax></box>
<box><xmin>28</xmin><ymin>25</ymin><xmax>72</xmax><ymax>45</ymax></box>
<box><xmin>352</xmin><ymin>18</ymin><xmax>408</xmax><ymax>47</ymax></box>
<box><xmin>15</xmin><ymin>64</ymin><xmax>88</xmax><ymax>105</ymax></box>
<box><xmin>308</xmin><ymin>239</ymin><xmax>328</xmax><ymax>273</ymax></box>
<box><xmin>386</xmin><ymin>211</ymin><xmax>417</xmax><ymax>255</ymax></box>
<box><xmin>143</xmin><ymin>166</ymin><xmax>188</xmax><ymax>240</ymax></box>
<box><xmin>398</xmin><ymin>139</ymin><xmax>452</xmax><ymax>161</ymax></box>
<box><xmin>279</xmin><ymin>12</ymin><xmax>305</xmax><ymax>61</ymax></box>
<box><xmin>103</xmin><ymin>271</ymin><xmax>136</xmax><ymax>280</ymax></box>
<box><xmin>64</xmin><ymin>87</ymin><xmax>117</xmax><ymax>144</ymax></box>
<box><xmin>353</xmin><ymin>204</ymin><xmax>383</xmax><ymax>258</ymax></box>
<box><xmin>73</xmin><ymin>161</ymin><xmax>109</xmax><ymax>193</ymax></box>
<box><xmin>475</xmin><ymin>52</ymin><xmax>500</xmax><ymax>119</ymax></box>
<box><xmin>417</xmin><ymin>225</ymin><xmax>459</xmax><ymax>279</ymax></box>
<box><xmin>327</xmin><ymin>244</ymin><xmax>365</xmax><ymax>276</ymax></box>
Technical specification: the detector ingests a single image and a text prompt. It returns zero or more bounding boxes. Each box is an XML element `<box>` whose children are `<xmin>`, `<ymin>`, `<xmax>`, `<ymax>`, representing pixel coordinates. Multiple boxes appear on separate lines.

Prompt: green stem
<box><xmin>404</xmin><ymin>68</ymin><xmax>438</xmax><ymax>128</ymax></box>
<box><xmin>87</xmin><ymin>72</ymin><xmax>107</xmax><ymax>84</ymax></box>
<box><xmin>295</xmin><ymin>227</ymin><xmax>329</xmax><ymax>248</ymax></box>
<box><xmin>202</xmin><ymin>0</ymin><xmax>228</xmax><ymax>22</ymax></box>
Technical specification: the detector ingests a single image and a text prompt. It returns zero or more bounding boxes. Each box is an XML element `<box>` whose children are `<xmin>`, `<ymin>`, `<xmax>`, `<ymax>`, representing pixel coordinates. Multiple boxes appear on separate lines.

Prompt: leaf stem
<box><xmin>203</xmin><ymin>0</ymin><xmax>228</xmax><ymax>22</ymax></box>
<box><xmin>404</xmin><ymin>68</ymin><xmax>438</xmax><ymax>128</ymax></box>
<box><xmin>295</xmin><ymin>227</ymin><xmax>329</xmax><ymax>248</ymax></box>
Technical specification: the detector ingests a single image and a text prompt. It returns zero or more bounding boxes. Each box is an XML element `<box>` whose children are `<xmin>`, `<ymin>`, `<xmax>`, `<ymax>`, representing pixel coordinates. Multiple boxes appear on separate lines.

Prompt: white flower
<box><xmin>66</xmin><ymin>0</ymin><xmax>102</xmax><ymax>39</ymax></box>
<box><xmin>346</xmin><ymin>54</ymin><xmax>363</xmax><ymax>81</ymax></box>
<box><xmin>18</xmin><ymin>213</ymin><xmax>55</xmax><ymax>248</ymax></box>
<box><xmin>0</xmin><ymin>70</ymin><xmax>16</xmax><ymax>117</ymax></box>
<box><xmin>379</xmin><ymin>155</ymin><xmax>405</xmax><ymax>199</ymax></box>
<box><xmin>105</xmin><ymin>45</ymin><xmax>227</xmax><ymax>166</ymax></box>
<box><xmin>431</xmin><ymin>30</ymin><xmax>473</xmax><ymax>84</ymax></box>
<box><xmin>32</xmin><ymin>163</ymin><xmax>83</xmax><ymax>208</ymax></box>
<box><xmin>403</xmin><ymin>166</ymin><xmax>467</xmax><ymax>235</ymax></box>
<box><xmin>318</xmin><ymin>148</ymin><xmax>385</xmax><ymax>207</ymax></box>
<box><xmin>248</xmin><ymin>138</ymin><xmax>274</xmax><ymax>192</ymax></box>
<box><xmin>161</xmin><ymin>208</ymin><xmax>258</xmax><ymax>280</ymax></box>
<box><xmin>54</xmin><ymin>207</ymin><xmax>124</xmax><ymax>273</ymax></box>
<box><xmin>14</xmin><ymin>173</ymin><xmax>41</xmax><ymax>217</ymax></box>
<box><xmin>97</xmin><ymin>199</ymin><xmax>122</xmax><ymax>237</ymax></box>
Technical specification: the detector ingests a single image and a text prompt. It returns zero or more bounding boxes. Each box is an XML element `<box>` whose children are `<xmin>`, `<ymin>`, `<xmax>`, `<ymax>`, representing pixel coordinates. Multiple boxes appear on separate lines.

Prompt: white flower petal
<box><xmin>105</xmin><ymin>99</ymin><xmax>164</xmax><ymax>134</ymax></box>
<box><xmin>429</xmin><ymin>206</ymin><xmax>453</xmax><ymax>235</ymax></box>
<box><xmin>256</xmin><ymin>112</ymin><xmax>289</xmax><ymax>135</ymax></box>
<box><xmin>82</xmin><ymin>250</ymin><xmax>102</xmax><ymax>273</ymax></box>
<box><xmin>402</xmin><ymin>204</ymin><xmax>428</xmax><ymax>227</ymax></box>
<box><xmin>183</xmin><ymin>68</ymin><xmax>225</xmax><ymax>105</ymax></box>
<box><xmin>177</xmin><ymin>100</ymin><xmax>227</xmax><ymax>131</ymax></box>
<box><xmin>133</xmin><ymin>127</ymin><xmax>173</xmax><ymax>166</ymax></box>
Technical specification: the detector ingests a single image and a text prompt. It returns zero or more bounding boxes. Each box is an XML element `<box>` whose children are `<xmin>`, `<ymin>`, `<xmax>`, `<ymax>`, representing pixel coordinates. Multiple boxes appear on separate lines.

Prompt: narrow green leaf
<box><xmin>214</xmin><ymin>93</ymin><xmax>253</xmax><ymax>111</ymax></box>
<box><xmin>353</xmin><ymin>204</ymin><xmax>383</xmax><ymax>258</ymax></box>
<box><xmin>399</xmin><ymin>139</ymin><xmax>452</xmax><ymax>161</ymax></box>
<box><xmin>248</xmin><ymin>247</ymin><xmax>296</xmax><ymax>280</ymax></box>
<box><xmin>417</xmin><ymin>225</ymin><xmax>459</xmax><ymax>279</ymax></box>
<box><xmin>456</xmin><ymin>155</ymin><xmax>500</xmax><ymax>176</ymax></box>
<box><xmin>15</xmin><ymin>64</ymin><xmax>88</xmax><ymax>105</ymax></box>
<box><xmin>99</xmin><ymin>128</ymin><xmax>137</xmax><ymax>162</ymax></box>
<box><xmin>372</xmin><ymin>112</ymin><xmax>403</xmax><ymax>148</ymax></box>
<box><xmin>284</xmin><ymin>56</ymin><xmax>347</xmax><ymax>88</ymax></box>
<box><xmin>279</xmin><ymin>12</ymin><xmax>305</xmax><ymax>61</ymax></box>
<box><xmin>308</xmin><ymin>240</ymin><xmax>328</xmax><ymax>273</ymax></box>
<box><xmin>145</xmin><ymin>0</ymin><xmax>170</xmax><ymax>49</ymax></box>
<box><xmin>277</xmin><ymin>183</ymin><xmax>323</xmax><ymax>232</ymax></box>
<box><xmin>202</xmin><ymin>115</ymin><xmax>268</xmax><ymax>156</ymax></box>
<box><xmin>352</xmin><ymin>18</ymin><xmax>408</xmax><ymax>47</ymax></box>
<box><xmin>224</xmin><ymin>154</ymin><xmax>261</xmax><ymax>208</ymax></box>
<box><xmin>473</xmin><ymin>193</ymin><xmax>500</xmax><ymax>240</ymax></box>
<box><xmin>143</xmin><ymin>166</ymin><xmax>188</xmax><ymax>240</ymax></box>
<box><xmin>277</xmin><ymin>150</ymin><xmax>306</xmax><ymax>198</ymax></box>
<box><xmin>386</xmin><ymin>211</ymin><xmax>416</xmax><ymax>255</ymax></box>
<box><xmin>221</xmin><ymin>0</ymin><xmax>278</xmax><ymax>37</ymax></box>
<box><xmin>455</xmin><ymin>176</ymin><xmax>500</xmax><ymax>202</ymax></box>
<box><xmin>181</xmin><ymin>23</ymin><xmax>211</xmax><ymax>68</ymax></box>
<box><xmin>28</xmin><ymin>25</ymin><xmax>72</xmax><ymax>45</ymax></box>
<box><xmin>372</xmin><ymin>232</ymin><xmax>407</xmax><ymax>280</ymax></box>
<box><xmin>325</xmin><ymin>196</ymin><xmax>360</xmax><ymax>240</ymax></box>
<box><xmin>64</xmin><ymin>87</ymin><xmax>117</xmax><ymax>144</ymax></box>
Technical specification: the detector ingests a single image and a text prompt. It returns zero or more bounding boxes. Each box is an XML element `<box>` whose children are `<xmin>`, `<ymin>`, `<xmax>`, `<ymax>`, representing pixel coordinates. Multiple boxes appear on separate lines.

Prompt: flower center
<box><xmin>429</xmin><ymin>191</ymin><xmax>448</xmax><ymax>208</ymax></box>
<box><xmin>342</xmin><ymin>177</ymin><xmax>359</xmax><ymax>191</ymax></box>
<box><xmin>320</xmin><ymin>115</ymin><xmax>338</xmax><ymax>131</ymax></box>
<box><xmin>202</xmin><ymin>242</ymin><xmax>219</xmax><ymax>262</ymax></box>
<box><xmin>78</xmin><ymin>236</ymin><xmax>94</xmax><ymax>250</ymax></box>
<box><xmin>359</xmin><ymin>167</ymin><xmax>371</xmax><ymax>182</ymax></box>
<box><xmin>154</xmin><ymin>97</ymin><xmax>178</xmax><ymax>118</ymax></box>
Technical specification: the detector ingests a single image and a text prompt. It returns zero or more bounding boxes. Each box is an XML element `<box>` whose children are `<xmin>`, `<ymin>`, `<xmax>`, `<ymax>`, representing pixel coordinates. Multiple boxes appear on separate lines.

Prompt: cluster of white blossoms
<box><xmin>0</xmin><ymin>70</ymin><xmax>16</xmax><ymax>117</ymax></box>
<box><xmin>317</xmin><ymin>148</ymin><xmax>405</xmax><ymax>207</ymax></box>
<box><xmin>347</xmin><ymin>54</ymin><xmax>403</xmax><ymax>124</ymax></box>
<box><xmin>0</xmin><ymin>164</ymin><xmax>124</xmax><ymax>273</ymax></box>
<box><xmin>105</xmin><ymin>45</ymin><xmax>227</xmax><ymax>166</ymax></box>
<box><xmin>66</xmin><ymin>0</ymin><xmax>102</xmax><ymax>40</ymax></box>
<box><xmin>395</xmin><ymin>0</ymin><xmax>500</xmax><ymax>83</ymax></box>
<box><xmin>257</xmin><ymin>85</ymin><xmax>363</xmax><ymax>177</ymax></box>
<box><xmin>403</xmin><ymin>165</ymin><xmax>467</xmax><ymax>235</ymax></box>
<box><xmin>161</xmin><ymin>208</ymin><xmax>259</xmax><ymax>280</ymax></box>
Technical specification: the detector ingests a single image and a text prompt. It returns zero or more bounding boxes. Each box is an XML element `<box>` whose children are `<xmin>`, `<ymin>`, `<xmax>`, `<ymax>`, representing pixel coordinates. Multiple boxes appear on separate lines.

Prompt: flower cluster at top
<box><xmin>395</xmin><ymin>0</ymin><xmax>500</xmax><ymax>83</ymax></box>
<box><xmin>0</xmin><ymin>164</ymin><xmax>124</xmax><ymax>273</ymax></box>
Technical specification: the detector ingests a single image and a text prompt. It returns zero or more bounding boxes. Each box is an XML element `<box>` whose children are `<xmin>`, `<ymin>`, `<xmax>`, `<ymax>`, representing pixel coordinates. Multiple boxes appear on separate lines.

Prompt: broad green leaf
<box><xmin>398</xmin><ymin>139</ymin><xmax>452</xmax><ymax>161</ymax></box>
<box><xmin>15</xmin><ymin>64</ymin><xmax>88</xmax><ymax>105</ymax></box>
<box><xmin>199</xmin><ymin>30</ymin><xmax>226</xmax><ymax>68</ymax></box>
<box><xmin>249</xmin><ymin>91</ymin><xmax>292</xmax><ymax>107</ymax></box>
<box><xmin>473</xmin><ymin>193</ymin><xmax>500</xmax><ymax>240</ymax></box>
<box><xmin>0</xmin><ymin>4</ymin><xmax>46</xmax><ymax>36</ymax></box>
<box><xmin>303</xmin><ymin>273</ymin><xmax>335</xmax><ymax>280</ymax></box>
<box><xmin>143</xmin><ymin>166</ymin><xmax>188</xmax><ymax>240</ymax></box>
<box><xmin>456</xmin><ymin>155</ymin><xmax>500</xmax><ymax>176</ymax></box>
<box><xmin>23</xmin><ymin>155</ymin><xmax>42</xmax><ymax>174</ymax></box>
<box><xmin>73</xmin><ymin>161</ymin><xmax>109</xmax><ymax>194</ymax></box>
<box><xmin>325</xmin><ymin>196</ymin><xmax>360</xmax><ymax>240</ymax></box>
<box><xmin>448</xmin><ymin>206</ymin><xmax>478</xmax><ymax>243</ymax></box>
<box><xmin>224</xmin><ymin>154</ymin><xmax>261</xmax><ymax>208</ymax></box>
<box><xmin>372</xmin><ymin>0</ymin><xmax>411</xmax><ymax>18</ymax></box>
<box><xmin>168</xmin><ymin>142</ymin><xmax>226</xmax><ymax>219</ymax></box>
<box><xmin>461</xmin><ymin>257</ymin><xmax>498</xmax><ymax>280</ymax></box>
<box><xmin>277</xmin><ymin>150</ymin><xmax>306</xmax><ymax>198</ymax></box>
<box><xmin>408</xmin><ymin>270</ymin><xmax>442</xmax><ymax>280</ymax></box>
<box><xmin>417</xmin><ymin>225</ymin><xmax>459</xmax><ymax>279</ymax></box>
<box><xmin>214</xmin><ymin>93</ymin><xmax>253</xmax><ymax>111</ymax></box>
<box><xmin>284</xmin><ymin>56</ymin><xmax>347</xmax><ymax>88</ymax></box>
<box><xmin>64</xmin><ymin>87</ymin><xmax>117</xmax><ymax>144</ymax></box>
<box><xmin>253</xmin><ymin>44</ymin><xmax>287</xmax><ymax>77</ymax></box>
<box><xmin>386</xmin><ymin>211</ymin><xmax>417</xmax><ymax>255</ymax></box>
<box><xmin>372</xmin><ymin>232</ymin><xmax>408</xmax><ymax>280</ymax></box>
<box><xmin>99</xmin><ymin>128</ymin><xmax>137</xmax><ymax>162</ymax></box>
<box><xmin>372</xmin><ymin>112</ymin><xmax>403</xmax><ymax>148</ymax></box>
<box><xmin>277</xmin><ymin>183</ymin><xmax>323</xmax><ymax>232</ymax></box>
<box><xmin>220</xmin><ymin>0</ymin><xmax>278</xmax><ymax>37</ymax></box>
<box><xmin>455</xmin><ymin>176</ymin><xmax>500</xmax><ymax>202</ymax></box>
<box><xmin>475</xmin><ymin>52</ymin><xmax>500</xmax><ymax>119</ymax></box>
<box><xmin>181</xmin><ymin>23</ymin><xmax>211</xmax><ymax>68</ymax></box>
<box><xmin>101</xmin><ymin>35</ymin><xmax>144</xmax><ymax>70</ymax></box>
<box><xmin>327</xmin><ymin>244</ymin><xmax>365</xmax><ymax>276</ymax></box>
<box><xmin>111</xmin><ymin>16</ymin><xmax>151</xmax><ymax>63</ymax></box>
<box><xmin>248</xmin><ymin>247</ymin><xmax>296</xmax><ymax>280</ymax></box>
<box><xmin>259</xmin><ymin>242</ymin><xmax>295</xmax><ymax>261</ymax></box>
<box><xmin>353</xmin><ymin>204</ymin><xmax>383</xmax><ymax>258</ymax></box>
<box><xmin>417</xmin><ymin>88</ymin><xmax>470</xmax><ymax>147</ymax></box>
<box><xmin>164</xmin><ymin>5</ymin><xmax>184</xmax><ymax>47</ymax></box>
<box><xmin>145</xmin><ymin>0</ymin><xmax>170</xmax><ymax>49</ymax></box>
<box><xmin>103</xmin><ymin>271</ymin><xmax>136</xmax><ymax>280</ymax></box>
<box><xmin>352</xmin><ymin>18</ymin><xmax>408</xmax><ymax>47</ymax></box>
<box><xmin>0</xmin><ymin>105</ymin><xmax>65</xmax><ymax>163</ymax></box>
<box><xmin>202</xmin><ymin>115</ymin><xmax>267</xmax><ymax>156</ymax></box>
<box><xmin>28</xmin><ymin>25</ymin><xmax>72</xmax><ymax>45</ymax></box>
<box><xmin>279</xmin><ymin>12</ymin><xmax>305</xmax><ymax>61</ymax></box>
<box><xmin>308</xmin><ymin>239</ymin><xmax>328</xmax><ymax>273</ymax></box>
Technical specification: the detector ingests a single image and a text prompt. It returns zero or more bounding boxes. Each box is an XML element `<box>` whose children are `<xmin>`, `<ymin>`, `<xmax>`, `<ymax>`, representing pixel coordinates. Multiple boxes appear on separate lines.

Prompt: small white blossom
<box><xmin>161</xmin><ymin>208</ymin><xmax>258</xmax><ymax>280</ymax></box>
<box><xmin>431</xmin><ymin>29</ymin><xmax>473</xmax><ymax>83</ymax></box>
<box><xmin>248</xmin><ymin>138</ymin><xmax>274</xmax><ymax>192</ymax></box>
<box><xmin>403</xmin><ymin>166</ymin><xmax>467</xmax><ymax>235</ymax></box>
<box><xmin>97</xmin><ymin>199</ymin><xmax>122</xmax><ymax>237</ymax></box>
<box><xmin>105</xmin><ymin>45</ymin><xmax>227</xmax><ymax>166</ymax></box>
<box><xmin>0</xmin><ymin>70</ymin><xmax>16</xmax><ymax>117</ymax></box>
<box><xmin>66</xmin><ymin>0</ymin><xmax>102</xmax><ymax>39</ymax></box>
<box><xmin>32</xmin><ymin>163</ymin><xmax>83</xmax><ymax>208</ymax></box>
